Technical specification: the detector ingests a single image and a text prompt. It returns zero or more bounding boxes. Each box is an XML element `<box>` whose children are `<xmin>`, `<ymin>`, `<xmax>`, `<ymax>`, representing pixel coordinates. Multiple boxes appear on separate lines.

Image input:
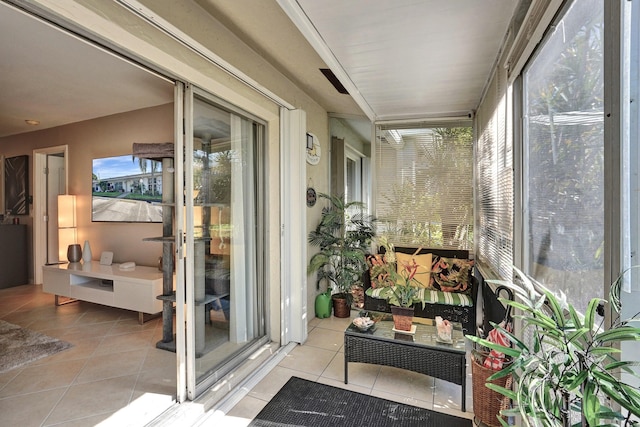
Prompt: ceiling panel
<box><xmin>293</xmin><ymin>0</ymin><xmax>518</xmax><ymax>120</ymax></box>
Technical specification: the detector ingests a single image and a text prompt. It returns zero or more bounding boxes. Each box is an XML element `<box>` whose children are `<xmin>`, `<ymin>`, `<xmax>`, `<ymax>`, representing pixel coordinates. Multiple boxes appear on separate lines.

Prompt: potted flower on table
<box><xmin>368</xmin><ymin>238</ymin><xmax>426</xmax><ymax>331</ymax></box>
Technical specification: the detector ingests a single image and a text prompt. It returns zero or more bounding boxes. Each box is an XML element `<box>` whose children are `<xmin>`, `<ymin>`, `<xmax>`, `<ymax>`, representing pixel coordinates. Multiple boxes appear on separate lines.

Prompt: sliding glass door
<box><xmin>180</xmin><ymin>85</ymin><xmax>268</xmax><ymax>399</ymax></box>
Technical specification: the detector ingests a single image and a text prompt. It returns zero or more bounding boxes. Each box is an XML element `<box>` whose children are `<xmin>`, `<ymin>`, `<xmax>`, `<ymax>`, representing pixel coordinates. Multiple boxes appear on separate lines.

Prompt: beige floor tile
<box><xmin>247</xmin><ymin>365</ymin><xmax>318</xmax><ymax>402</ymax></box>
<box><xmin>18</xmin><ymin>312</ymin><xmax>82</xmax><ymax>332</ymax></box>
<box><xmin>373</xmin><ymin>365</ymin><xmax>435</xmax><ymax>403</ymax></box>
<box><xmin>433</xmin><ymin>376</ymin><xmax>467</xmax><ymax>411</ymax></box>
<box><xmin>0</xmin><ymin>358</ymin><xmax>84</xmax><ymax>397</ymax></box>
<box><xmin>322</xmin><ymin>353</ymin><xmax>381</xmax><ymax>388</ymax></box>
<box><xmin>32</xmin><ymin>337</ymin><xmax>101</xmax><ymax>365</ymax></box>
<box><xmin>0</xmin><ymin>388</ymin><xmax>65</xmax><ymax>427</ymax></box>
<box><xmin>307</xmin><ymin>316</ymin><xmax>322</xmax><ymax>329</ymax></box>
<box><xmin>1</xmin><ymin>306</ymin><xmax>61</xmax><ymax>327</ymax></box>
<box><xmin>108</xmin><ymin>317</ymin><xmax>160</xmax><ymax>336</ymax></box>
<box><xmin>277</xmin><ymin>343</ymin><xmax>336</xmax><ymax>377</ymax></box>
<box><xmin>370</xmin><ymin>388</ymin><xmax>433</xmax><ymax>410</ymax></box>
<box><xmin>78</xmin><ymin>306</ymin><xmax>128</xmax><ymax>324</ymax></box>
<box><xmin>316</xmin><ymin>376</ymin><xmax>373</xmax><ymax>395</ymax></box>
<box><xmin>43</xmin><ymin>412</ymin><xmax>116</xmax><ymax>427</ymax></box>
<box><xmin>44</xmin><ymin>375</ymin><xmax>138</xmax><ymax>425</ymax></box>
<box><xmin>0</xmin><ymin>367</ymin><xmax>22</xmax><ymax>391</ymax></box>
<box><xmin>59</xmin><ymin>321</ymin><xmax>116</xmax><ymax>341</ymax></box>
<box><xmin>304</xmin><ymin>326</ymin><xmax>345</xmax><ymax>352</ymax></box>
<box><xmin>16</xmin><ymin>298</ymin><xmax>62</xmax><ymax>314</ymax></box>
<box><xmin>94</xmin><ymin>329</ymin><xmax>156</xmax><ymax>355</ymax></box>
<box><xmin>140</xmin><ymin>346</ymin><xmax>176</xmax><ymax>372</ymax></box>
<box><xmin>225</xmin><ymin>394</ymin><xmax>269</xmax><ymax>422</ymax></box>
<box><xmin>74</xmin><ymin>349</ymin><xmax>146</xmax><ymax>384</ymax></box>
<box><xmin>315</xmin><ymin>312</ymin><xmax>355</xmax><ymax>332</ymax></box>
<box><xmin>133</xmin><ymin>366</ymin><xmax>176</xmax><ymax>398</ymax></box>
<box><xmin>117</xmin><ymin>388</ymin><xmax>176</xmax><ymax>426</ymax></box>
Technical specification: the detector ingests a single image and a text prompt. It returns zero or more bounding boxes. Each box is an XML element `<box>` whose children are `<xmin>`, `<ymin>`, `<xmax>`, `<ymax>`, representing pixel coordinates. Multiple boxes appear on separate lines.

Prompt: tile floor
<box><xmin>0</xmin><ymin>284</ymin><xmax>176</xmax><ymax>427</ymax></box>
<box><xmin>207</xmin><ymin>313</ymin><xmax>475</xmax><ymax>426</ymax></box>
<box><xmin>0</xmin><ymin>284</ymin><xmax>475</xmax><ymax>426</ymax></box>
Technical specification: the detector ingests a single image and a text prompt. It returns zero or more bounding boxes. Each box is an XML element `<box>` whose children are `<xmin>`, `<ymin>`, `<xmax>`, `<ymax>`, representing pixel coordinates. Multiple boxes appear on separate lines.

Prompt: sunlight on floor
<box><xmin>97</xmin><ymin>392</ymin><xmax>174</xmax><ymax>426</ymax></box>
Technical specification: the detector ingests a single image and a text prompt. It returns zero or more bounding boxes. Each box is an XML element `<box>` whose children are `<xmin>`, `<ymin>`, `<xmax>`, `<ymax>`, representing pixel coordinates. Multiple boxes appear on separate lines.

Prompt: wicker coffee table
<box><xmin>344</xmin><ymin>315</ymin><xmax>467</xmax><ymax>411</ymax></box>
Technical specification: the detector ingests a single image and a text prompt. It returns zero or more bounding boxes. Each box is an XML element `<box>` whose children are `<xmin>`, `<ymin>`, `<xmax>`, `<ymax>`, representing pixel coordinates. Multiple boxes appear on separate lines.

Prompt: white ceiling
<box><xmin>286</xmin><ymin>0</ymin><xmax>519</xmax><ymax>121</ymax></box>
<box><xmin>0</xmin><ymin>3</ymin><xmax>173</xmax><ymax>138</ymax></box>
<box><xmin>0</xmin><ymin>0</ymin><xmax>519</xmax><ymax>139</ymax></box>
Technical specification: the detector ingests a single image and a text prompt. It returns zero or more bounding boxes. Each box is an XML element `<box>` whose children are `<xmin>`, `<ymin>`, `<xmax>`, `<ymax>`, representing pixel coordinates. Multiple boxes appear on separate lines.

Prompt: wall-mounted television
<box><xmin>92</xmin><ymin>155</ymin><xmax>163</xmax><ymax>222</ymax></box>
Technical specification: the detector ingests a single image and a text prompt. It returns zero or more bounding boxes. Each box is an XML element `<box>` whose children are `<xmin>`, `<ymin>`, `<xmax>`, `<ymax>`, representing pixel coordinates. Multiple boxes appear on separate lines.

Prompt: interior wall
<box><xmin>0</xmin><ymin>103</ymin><xmax>173</xmax><ymax>279</ymax></box>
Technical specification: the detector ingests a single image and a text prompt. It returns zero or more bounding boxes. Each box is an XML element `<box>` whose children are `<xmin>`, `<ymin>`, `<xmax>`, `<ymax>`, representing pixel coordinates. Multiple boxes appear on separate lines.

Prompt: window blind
<box><xmin>374</xmin><ymin>123</ymin><xmax>473</xmax><ymax>250</ymax></box>
<box><xmin>475</xmin><ymin>53</ymin><xmax>514</xmax><ymax>281</ymax></box>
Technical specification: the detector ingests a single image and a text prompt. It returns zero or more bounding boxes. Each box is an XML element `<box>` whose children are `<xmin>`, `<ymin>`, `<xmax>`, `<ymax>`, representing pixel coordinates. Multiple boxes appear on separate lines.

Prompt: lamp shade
<box><xmin>57</xmin><ymin>195</ymin><xmax>77</xmax><ymax>228</ymax></box>
<box><xmin>58</xmin><ymin>228</ymin><xmax>77</xmax><ymax>261</ymax></box>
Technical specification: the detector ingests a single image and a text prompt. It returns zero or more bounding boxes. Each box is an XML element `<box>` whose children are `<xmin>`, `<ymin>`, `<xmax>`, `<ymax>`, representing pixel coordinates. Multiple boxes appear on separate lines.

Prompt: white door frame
<box><xmin>33</xmin><ymin>145</ymin><xmax>69</xmax><ymax>284</ymax></box>
<box><xmin>280</xmin><ymin>108</ymin><xmax>307</xmax><ymax>345</ymax></box>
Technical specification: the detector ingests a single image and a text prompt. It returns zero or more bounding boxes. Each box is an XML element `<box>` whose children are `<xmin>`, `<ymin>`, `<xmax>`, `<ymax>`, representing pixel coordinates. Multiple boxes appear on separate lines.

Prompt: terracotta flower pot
<box><xmin>391</xmin><ymin>306</ymin><xmax>414</xmax><ymax>331</ymax></box>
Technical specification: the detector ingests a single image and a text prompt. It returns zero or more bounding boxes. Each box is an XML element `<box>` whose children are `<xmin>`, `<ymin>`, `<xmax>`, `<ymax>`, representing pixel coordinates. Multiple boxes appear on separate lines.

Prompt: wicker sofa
<box><xmin>363</xmin><ymin>247</ymin><xmax>478</xmax><ymax>335</ymax></box>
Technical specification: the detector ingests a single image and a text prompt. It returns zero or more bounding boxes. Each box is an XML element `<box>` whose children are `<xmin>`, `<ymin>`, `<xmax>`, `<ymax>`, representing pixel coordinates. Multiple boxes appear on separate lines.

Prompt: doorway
<box><xmin>33</xmin><ymin>145</ymin><xmax>68</xmax><ymax>284</ymax></box>
<box><xmin>178</xmin><ymin>86</ymin><xmax>269</xmax><ymax>400</ymax></box>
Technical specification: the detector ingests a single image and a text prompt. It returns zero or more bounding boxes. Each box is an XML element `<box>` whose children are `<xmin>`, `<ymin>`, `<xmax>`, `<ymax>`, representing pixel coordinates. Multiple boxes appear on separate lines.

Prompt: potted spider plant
<box><xmin>308</xmin><ymin>193</ymin><xmax>376</xmax><ymax>318</ymax></box>
<box><xmin>467</xmin><ymin>266</ymin><xmax>640</xmax><ymax>427</ymax></box>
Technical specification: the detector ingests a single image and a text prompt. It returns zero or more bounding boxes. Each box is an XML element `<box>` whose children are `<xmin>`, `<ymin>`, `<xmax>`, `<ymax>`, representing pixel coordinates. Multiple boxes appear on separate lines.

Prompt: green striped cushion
<box><xmin>366</xmin><ymin>287</ymin><xmax>473</xmax><ymax>307</ymax></box>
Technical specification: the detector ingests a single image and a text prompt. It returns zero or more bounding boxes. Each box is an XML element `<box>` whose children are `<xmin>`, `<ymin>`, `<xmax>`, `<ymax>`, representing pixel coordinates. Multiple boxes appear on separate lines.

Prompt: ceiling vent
<box><xmin>320</xmin><ymin>68</ymin><xmax>349</xmax><ymax>95</ymax></box>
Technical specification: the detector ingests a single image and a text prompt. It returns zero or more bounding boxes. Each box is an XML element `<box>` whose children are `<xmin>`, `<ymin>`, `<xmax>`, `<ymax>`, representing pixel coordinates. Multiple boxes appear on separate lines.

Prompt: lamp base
<box><xmin>67</xmin><ymin>244</ymin><xmax>82</xmax><ymax>263</ymax></box>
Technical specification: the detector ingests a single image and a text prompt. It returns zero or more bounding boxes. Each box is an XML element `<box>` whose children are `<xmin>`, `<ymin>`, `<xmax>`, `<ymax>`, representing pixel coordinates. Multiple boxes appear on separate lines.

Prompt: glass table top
<box><xmin>345</xmin><ymin>312</ymin><xmax>467</xmax><ymax>352</ymax></box>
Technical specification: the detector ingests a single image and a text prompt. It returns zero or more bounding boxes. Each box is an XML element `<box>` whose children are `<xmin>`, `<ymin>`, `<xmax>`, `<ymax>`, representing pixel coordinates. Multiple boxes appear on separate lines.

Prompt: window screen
<box><xmin>374</xmin><ymin>124</ymin><xmax>473</xmax><ymax>250</ymax></box>
<box><xmin>523</xmin><ymin>0</ymin><xmax>604</xmax><ymax>310</ymax></box>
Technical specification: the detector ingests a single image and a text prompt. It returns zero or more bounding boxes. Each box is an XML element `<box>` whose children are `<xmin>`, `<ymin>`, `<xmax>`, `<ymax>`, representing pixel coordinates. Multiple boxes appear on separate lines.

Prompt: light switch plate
<box><xmin>100</xmin><ymin>251</ymin><xmax>114</xmax><ymax>265</ymax></box>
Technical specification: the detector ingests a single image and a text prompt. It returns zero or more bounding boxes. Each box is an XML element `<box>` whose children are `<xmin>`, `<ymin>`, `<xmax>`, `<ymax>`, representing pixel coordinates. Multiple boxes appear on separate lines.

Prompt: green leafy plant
<box><xmin>308</xmin><ymin>193</ymin><xmax>376</xmax><ymax>306</ymax></box>
<box><xmin>467</xmin><ymin>267</ymin><xmax>640</xmax><ymax>427</ymax></box>
<box><xmin>368</xmin><ymin>238</ymin><xmax>426</xmax><ymax>308</ymax></box>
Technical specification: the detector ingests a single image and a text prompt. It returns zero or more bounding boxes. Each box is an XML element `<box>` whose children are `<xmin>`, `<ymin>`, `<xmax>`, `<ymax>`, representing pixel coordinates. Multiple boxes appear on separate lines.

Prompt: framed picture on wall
<box><xmin>4</xmin><ymin>155</ymin><xmax>29</xmax><ymax>215</ymax></box>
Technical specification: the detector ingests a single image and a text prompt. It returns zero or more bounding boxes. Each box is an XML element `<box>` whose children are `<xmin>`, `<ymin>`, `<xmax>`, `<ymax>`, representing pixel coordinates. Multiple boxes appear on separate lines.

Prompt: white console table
<box><xmin>42</xmin><ymin>261</ymin><xmax>164</xmax><ymax>323</ymax></box>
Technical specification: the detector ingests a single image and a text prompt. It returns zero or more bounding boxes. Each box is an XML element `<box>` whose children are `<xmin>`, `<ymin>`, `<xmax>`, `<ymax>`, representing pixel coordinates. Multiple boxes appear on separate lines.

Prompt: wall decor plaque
<box><xmin>4</xmin><ymin>155</ymin><xmax>28</xmax><ymax>215</ymax></box>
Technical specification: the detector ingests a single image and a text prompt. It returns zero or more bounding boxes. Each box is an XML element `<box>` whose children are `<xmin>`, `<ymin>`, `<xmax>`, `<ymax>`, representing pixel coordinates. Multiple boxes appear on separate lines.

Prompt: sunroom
<box><xmin>0</xmin><ymin>0</ymin><xmax>638</xmax><ymax>425</ymax></box>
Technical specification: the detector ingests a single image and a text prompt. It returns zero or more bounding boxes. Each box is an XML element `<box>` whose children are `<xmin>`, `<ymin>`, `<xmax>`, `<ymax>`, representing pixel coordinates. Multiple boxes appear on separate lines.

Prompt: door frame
<box><xmin>33</xmin><ymin>145</ymin><xmax>69</xmax><ymax>284</ymax></box>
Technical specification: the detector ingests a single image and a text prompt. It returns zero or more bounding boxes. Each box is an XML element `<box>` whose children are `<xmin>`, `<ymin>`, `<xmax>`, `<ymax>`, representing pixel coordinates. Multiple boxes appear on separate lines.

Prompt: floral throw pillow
<box><xmin>395</xmin><ymin>252</ymin><xmax>432</xmax><ymax>288</ymax></box>
<box><xmin>430</xmin><ymin>256</ymin><xmax>474</xmax><ymax>294</ymax></box>
<box><xmin>367</xmin><ymin>254</ymin><xmax>391</xmax><ymax>289</ymax></box>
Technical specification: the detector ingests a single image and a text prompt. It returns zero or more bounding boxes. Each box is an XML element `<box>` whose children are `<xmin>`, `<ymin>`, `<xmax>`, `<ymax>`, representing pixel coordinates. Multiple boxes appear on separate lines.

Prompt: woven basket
<box><xmin>471</xmin><ymin>350</ymin><xmax>513</xmax><ymax>427</ymax></box>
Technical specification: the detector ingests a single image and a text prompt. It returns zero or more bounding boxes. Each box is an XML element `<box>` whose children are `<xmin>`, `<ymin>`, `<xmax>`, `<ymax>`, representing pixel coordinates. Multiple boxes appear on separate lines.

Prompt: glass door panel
<box><xmin>185</xmin><ymin>90</ymin><xmax>267</xmax><ymax>397</ymax></box>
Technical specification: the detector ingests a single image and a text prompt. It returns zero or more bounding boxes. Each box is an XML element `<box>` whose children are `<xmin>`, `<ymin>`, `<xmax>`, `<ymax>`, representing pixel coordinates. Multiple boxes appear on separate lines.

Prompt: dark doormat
<box><xmin>249</xmin><ymin>376</ymin><xmax>473</xmax><ymax>427</ymax></box>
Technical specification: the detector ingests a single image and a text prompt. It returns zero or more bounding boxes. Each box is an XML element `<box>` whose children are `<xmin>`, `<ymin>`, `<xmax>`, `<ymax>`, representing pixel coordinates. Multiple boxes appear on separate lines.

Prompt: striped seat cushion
<box><xmin>366</xmin><ymin>286</ymin><xmax>473</xmax><ymax>307</ymax></box>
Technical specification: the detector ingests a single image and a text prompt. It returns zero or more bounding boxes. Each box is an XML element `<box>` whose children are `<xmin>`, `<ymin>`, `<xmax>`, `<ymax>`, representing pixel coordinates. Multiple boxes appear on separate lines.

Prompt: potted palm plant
<box><xmin>308</xmin><ymin>193</ymin><xmax>375</xmax><ymax>318</ymax></box>
<box><xmin>467</xmin><ymin>266</ymin><xmax>640</xmax><ymax>427</ymax></box>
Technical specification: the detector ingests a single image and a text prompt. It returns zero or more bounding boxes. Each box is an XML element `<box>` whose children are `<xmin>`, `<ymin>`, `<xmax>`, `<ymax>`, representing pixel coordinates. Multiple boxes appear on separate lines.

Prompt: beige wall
<box><xmin>0</xmin><ymin>104</ymin><xmax>174</xmax><ymax>277</ymax></box>
<box><xmin>331</xmin><ymin>118</ymin><xmax>370</xmax><ymax>157</ymax></box>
